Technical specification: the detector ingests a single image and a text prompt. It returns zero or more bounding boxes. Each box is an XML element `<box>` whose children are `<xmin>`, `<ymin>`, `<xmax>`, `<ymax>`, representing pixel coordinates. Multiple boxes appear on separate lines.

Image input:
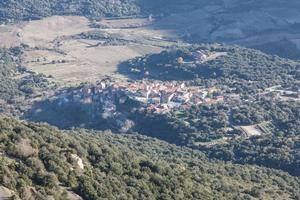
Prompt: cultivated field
<box><xmin>0</xmin><ymin>16</ymin><xmax>180</xmax><ymax>85</ymax></box>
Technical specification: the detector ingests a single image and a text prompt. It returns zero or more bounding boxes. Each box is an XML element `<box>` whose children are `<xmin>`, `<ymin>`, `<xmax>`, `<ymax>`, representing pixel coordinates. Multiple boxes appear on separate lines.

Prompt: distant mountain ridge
<box><xmin>150</xmin><ymin>0</ymin><xmax>300</xmax><ymax>59</ymax></box>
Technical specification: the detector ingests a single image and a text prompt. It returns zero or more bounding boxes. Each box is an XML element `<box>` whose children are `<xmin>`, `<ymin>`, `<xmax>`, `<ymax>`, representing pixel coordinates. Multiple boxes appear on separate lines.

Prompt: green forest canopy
<box><xmin>0</xmin><ymin>0</ymin><xmax>140</xmax><ymax>22</ymax></box>
<box><xmin>1</xmin><ymin>117</ymin><xmax>300</xmax><ymax>199</ymax></box>
<box><xmin>123</xmin><ymin>45</ymin><xmax>300</xmax><ymax>92</ymax></box>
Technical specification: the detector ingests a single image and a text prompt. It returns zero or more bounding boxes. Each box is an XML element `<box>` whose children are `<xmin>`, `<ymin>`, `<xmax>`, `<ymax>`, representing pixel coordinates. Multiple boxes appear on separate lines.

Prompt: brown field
<box><xmin>0</xmin><ymin>23</ymin><xmax>23</xmax><ymax>47</ymax></box>
<box><xmin>0</xmin><ymin>16</ymin><xmax>180</xmax><ymax>85</ymax></box>
<box><xmin>96</xmin><ymin>17</ymin><xmax>151</xmax><ymax>28</ymax></box>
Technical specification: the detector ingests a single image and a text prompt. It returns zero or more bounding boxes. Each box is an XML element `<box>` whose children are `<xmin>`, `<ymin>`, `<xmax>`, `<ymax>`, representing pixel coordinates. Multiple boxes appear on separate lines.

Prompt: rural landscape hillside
<box><xmin>0</xmin><ymin>0</ymin><xmax>299</xmax><ymax>200</ymax></box>
<box><xmin>1</xmin><ymin>117</ymin><xmax>300</xmax><ymax>199</ymax></box>
<box><xmin>1</xmin><ymin>0</ymin><xmax>300</xmax><ymax>59</ymax></box>
<box><xmin>148</xmin><ymin>0</ymin><xmax>300</xmax><ymax>59</ymax></box>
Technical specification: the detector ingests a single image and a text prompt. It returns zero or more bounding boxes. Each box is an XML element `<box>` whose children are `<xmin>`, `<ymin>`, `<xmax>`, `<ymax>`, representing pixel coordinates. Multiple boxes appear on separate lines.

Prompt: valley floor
<box><xmin>0</xmin><ymin>16</ymin><xmax>182</xmax><ymax>85</ymax></box>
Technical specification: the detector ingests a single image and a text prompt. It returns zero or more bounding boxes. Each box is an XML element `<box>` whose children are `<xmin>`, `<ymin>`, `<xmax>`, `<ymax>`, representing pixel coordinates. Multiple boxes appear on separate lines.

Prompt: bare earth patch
<box><xmin>0</xmin><ymin>186</ymin><xmax>13</xmax><ymax>199</ymax></box>
<box><xmin>240</xmin><ymin>125</ymin><xmax>262</xmax><ymax>137</ymax></box>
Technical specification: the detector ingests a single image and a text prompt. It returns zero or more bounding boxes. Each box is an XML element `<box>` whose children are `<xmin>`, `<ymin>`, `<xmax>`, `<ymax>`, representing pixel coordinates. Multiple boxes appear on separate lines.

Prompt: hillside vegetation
<box><xmin>0</xmin><ymin>0</ymin><xmax>140</xmax><ymax>22</ymax></box>
<box><xmin>0</xmin><ymin>47</ymin><xmax>57</xmax><ymax>119</ymax></box>
<box><xmin>1</xmin><ymin>117</ymin><xmax>300</xmax><ymax>199</ymax></box>
<box><xmin>1</xmin><ymin>0</ymin><xmax>300</xmax><ymax>59</ymax></box>
<box><xmin>0</xmin><ymin>48</ymin><xmax>20</xmax><ymax>101</ymax></box>
<box><xmin>120</xmin><ymin>45</ymin><xmax>300</xmax><ymax>176</ymax></box>
<box><xmin>0</xmin><ymin>2</ymin><xmax>299</xmax><ymax>199</ymax></box>
<box><xmin>122</xmin><ymin>45</ymin><xmax>300</xmax><ymax>92</ymax></box>
<box><xmin>15</xmin><ymin>45</ymin><xmax>300</xmax><ymax>178</ymax></box>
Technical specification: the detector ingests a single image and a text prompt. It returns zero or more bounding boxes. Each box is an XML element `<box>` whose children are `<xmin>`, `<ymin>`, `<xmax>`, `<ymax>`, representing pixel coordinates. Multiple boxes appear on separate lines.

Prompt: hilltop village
<box><xmin>56</xmin><ymin>77</ymin><xmax>300</xmax><ymax>118</ymax></box>
<box><xmin>58</xmin><ymin>79</ymin><xmax>225</xmax><ymax>114</ymax></box>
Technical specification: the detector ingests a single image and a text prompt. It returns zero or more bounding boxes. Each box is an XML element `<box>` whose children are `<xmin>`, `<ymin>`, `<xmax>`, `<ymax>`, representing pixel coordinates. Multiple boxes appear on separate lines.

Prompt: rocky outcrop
<box><xmin>0</xmin><ymin>186</ymin><xmax>13</xmax><ymax>199</ymax></box>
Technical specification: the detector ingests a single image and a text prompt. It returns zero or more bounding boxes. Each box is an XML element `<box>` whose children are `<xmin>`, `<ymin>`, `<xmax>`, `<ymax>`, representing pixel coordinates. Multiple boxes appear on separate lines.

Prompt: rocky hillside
<box><xmin>1</xmin><ymin>117</ymin><xmax>300</xmax><ymax>199</ymax></box>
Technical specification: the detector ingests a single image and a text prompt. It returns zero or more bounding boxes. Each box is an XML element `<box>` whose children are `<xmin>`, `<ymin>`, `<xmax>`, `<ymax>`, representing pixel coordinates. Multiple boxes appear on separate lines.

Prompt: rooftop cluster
<box><xmin>65</xmin><ymin>79</ymin><xmax>225</xmax><ymax>113</ymax></box>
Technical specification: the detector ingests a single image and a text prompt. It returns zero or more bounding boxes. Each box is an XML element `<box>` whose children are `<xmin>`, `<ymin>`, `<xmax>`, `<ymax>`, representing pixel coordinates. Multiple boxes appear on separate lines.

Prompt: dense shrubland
<box><xmin>121</xmin><ymin>45</ymin><xmax>300</xmax><ymax>176</ymax></box>
<box><xmin>0</xmin><ymin>47</ymin><xmax>56</xmax><ymax>118</ymax></box>
<box><xmin>1</xmin><ymin>117</ymin><xmax>300</xmax><ymax>199</ymax></box>
<box><xmin>131</xmin><ymin>97</ymin><xmax>300</xmax><ymax>175</ymax></box>
<box><xmin>0</xmin><ymin>0</ymin><xmax>213</xmax><ymax>22</ymax></box>
<box><xmin>0</xmin><ymin>0</ymin><xmax>140</xmax><ymax>22</ymax></box>
<box><xmin>0</xmin><ymin>48</ymin><xmax>21</xmax><ymax>101</ymax></box>
<box><xmin>122</xmin><ymin>45</ymin><xmax>300</xmax><ymax>93</ymax></box>
<box><xmin>132</xmin><ymin>98</ymin><xmax>299</xmax><ymax>139</ymax></box>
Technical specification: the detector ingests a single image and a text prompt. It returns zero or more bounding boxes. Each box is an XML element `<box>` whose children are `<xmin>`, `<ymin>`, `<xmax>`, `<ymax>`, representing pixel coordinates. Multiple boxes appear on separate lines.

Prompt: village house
<box><xmin>56</xmin><ymin>78</ymin><xmax>225</xmax><ymax>114</ymax></box>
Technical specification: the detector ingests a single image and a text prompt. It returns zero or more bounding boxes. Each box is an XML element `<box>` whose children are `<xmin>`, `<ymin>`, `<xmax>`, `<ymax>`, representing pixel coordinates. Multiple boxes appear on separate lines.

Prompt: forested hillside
<box><xmin>1</xmin><ymin>44</ymin><xmax>297</xmax><ymax>179</ymax></box>
<box><xmin>1</xmin><ymin>117</ymin><xmax>300</xmax><ymax>199</ymax></box>
<box><xmin>0</xmin><ymin>0</ymin><xmax>210</xmax><ymax>22</ymax></box>
<box><xmin>0</xmin><ymin>47</ymin><xmax>57</xmax><ymax>121</ymax></box>
<box><xmin>0</xmin><ymin>0</ymin><xmax>140</xmax><ymax>22</ymax></box>
<box><xmin>122</xmin><ymin>45</ymin><xmax>300</xmax><ymax>92</ymax></box>
<box><xmin>0</xmin><ymin>2</ymin><xmax>299</xmax><ymax>199</ymax></box>
<box><xmin>120</xmin><ymin>45</ymin><xmax>300</xmax><ymax>176</ymax></box>
<box><xmin>0</xmin><ymin>48</ymin><xmax>21</xmax><ymax>101</ymax></box>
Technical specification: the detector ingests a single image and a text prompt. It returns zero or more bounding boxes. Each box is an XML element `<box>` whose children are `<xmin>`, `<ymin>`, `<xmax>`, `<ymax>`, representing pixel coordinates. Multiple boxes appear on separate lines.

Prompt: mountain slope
<box><xmin>1</xmin><ymin>0</ymin><xmax>300</xmax><ymax>59</ymax></box>
<box><xmin>1</xmin><ymin>117</ymin><xmax>300</xmax><ymax>199</ymax></box>
<box><xmin>0</xmin><ymin>0</ymin><xmax>140</xmax><ymax>22</ymax></box>
<box><xmin>121</xmin><ymin>45</ymin><xmax>300</xmax><ymax>91</ymax></box>
<box><xmin>151</xmin><ymin>0</ymin><xmax>300</xmax><ymax>59</ymax></box>
<box><xmin>119</xmin><ymin>45</ymin><xmax>300</xmax><ymax>176</ymax></box>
